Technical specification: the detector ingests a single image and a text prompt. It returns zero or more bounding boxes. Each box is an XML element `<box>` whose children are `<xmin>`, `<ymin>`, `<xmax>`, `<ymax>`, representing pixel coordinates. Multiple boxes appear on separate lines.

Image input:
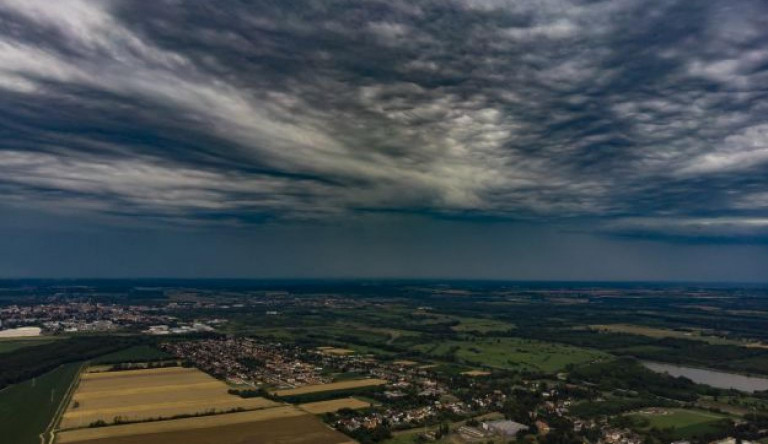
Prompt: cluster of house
<box><xmin>600</xmin><ymin>428</ymin><xmax>644</xmax><ymax>444</ymax></box>
<box><xmin>143</xmin><ymin>322</ymin><xmax>217</xmax><ymax>335</ymax></box>
<box><xmin>458</xmin><ymin>419</ymin><xmax>530</xmax><ymax>440</ymax></box>
<box><xmin>162</xmin><ymin>337</ymin><xmax>330</xmax><ymax>388</ymax></box>
<box><xmin>0</xmin><ymin>302</ymin><xmax>175</xmax><ymax>333</ymax></box>
<box><xmin>707</xmin><ymin>439</ymin><xmax>759</xmax><ymax>444</ymax></box>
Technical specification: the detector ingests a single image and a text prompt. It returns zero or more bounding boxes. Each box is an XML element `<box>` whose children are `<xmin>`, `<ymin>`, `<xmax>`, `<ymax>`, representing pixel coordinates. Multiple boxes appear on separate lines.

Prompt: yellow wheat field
<box><xmin>272</xmin><ymin>378</ymin><xmax>387</xmax><ymax>397</ymax></box>
<box><xmin>60</xmin><ymin>366</ymin><xmax>280</xmax><ymax>429</ymax></box>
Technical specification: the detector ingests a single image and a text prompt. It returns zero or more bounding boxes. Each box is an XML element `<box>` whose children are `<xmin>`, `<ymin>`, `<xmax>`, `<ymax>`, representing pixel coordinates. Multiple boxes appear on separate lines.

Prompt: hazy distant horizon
<box><xmin>2</xmin><ymin>277</ymin><xmax>767</xmax><ymax>287</ymax></box>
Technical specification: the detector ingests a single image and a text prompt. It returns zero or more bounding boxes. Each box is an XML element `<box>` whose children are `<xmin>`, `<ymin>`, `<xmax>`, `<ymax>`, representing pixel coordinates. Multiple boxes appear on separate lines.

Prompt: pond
<box><xmin>642</xmin><ymin>361</ymin><xmax>768</xmax><ymax>393</ymax></box>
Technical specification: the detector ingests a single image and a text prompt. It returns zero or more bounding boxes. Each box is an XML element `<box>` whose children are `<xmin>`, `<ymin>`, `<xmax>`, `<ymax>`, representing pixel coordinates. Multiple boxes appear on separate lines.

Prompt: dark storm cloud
<box><xmin>0</xmin><ymin>0</ymin><xmax>767</xmax><ymax>238</ymax></box>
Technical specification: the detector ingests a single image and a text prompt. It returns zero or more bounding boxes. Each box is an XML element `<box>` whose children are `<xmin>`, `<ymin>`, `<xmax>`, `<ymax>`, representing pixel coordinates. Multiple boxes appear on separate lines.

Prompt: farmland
<box><xmin>589</xmin><ymin>324</ymin><xmax>768</xmax><ymax>348</ymax></box>
<box><xmin>0</xmin><ymin>363</ymin><xmax>81</xmax><ymax>444</ymax></box>
<box><xmin>272</xmin><ymin>378</ymin><xmax>388</xmax><ymax>397</ymax></box>
<box><xmin>55</xmin><ymin>364</ymin><xmax>357</xmax><ymax>444</ymax></box>
<box><xmin>414</xmin><ymin>337</ymin><xmax>609</xmax><ymax>373</ymax></box>
<box><xmin>5</xmin><ymin>281</ymin><xmax>768</xmax><ymax>444</ymax></box>
<box><xmin>60</xmin><ymin>366</ymin><xmax>280</xmax><ymax>429</ymax></box>
<box><xmin>56</xmin><ymin>406</ymin><xmax>354</xmax><ymax>444</ymax></box>
<box><xmin>299</xmin><ymin>397</ymin><xmax>372</xmax><ymax>414</ymax></box>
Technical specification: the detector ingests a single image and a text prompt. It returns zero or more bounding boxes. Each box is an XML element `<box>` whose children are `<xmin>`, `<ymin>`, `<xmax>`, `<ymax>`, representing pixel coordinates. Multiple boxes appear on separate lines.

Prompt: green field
<box><xmin>0</xmin><ymin>363</ymin><xmax>81</xmax><ymax>444</ymax></box>
<box><xmin>90</xmin><ymin>345</ymin><xmax>170</xmax><ymax>364</ymax></box>
<box><xmin>451</xmin><ymin>317</ymin><xmax>514</xmax><ymax>333</ymax></box>
<box><xmin>0</xmin><ymin>338</ymin><xmax>56</xmax><ymax>354</ymax></box>
<box><xmin>414</xmin><ymin>337</ymin><xmax>608</xmax><ymax>373</ymax></box>
<box><xmin>627</xmin><ymin>408</ymin><xmax>732</xmax><ymax>439</ymax></box>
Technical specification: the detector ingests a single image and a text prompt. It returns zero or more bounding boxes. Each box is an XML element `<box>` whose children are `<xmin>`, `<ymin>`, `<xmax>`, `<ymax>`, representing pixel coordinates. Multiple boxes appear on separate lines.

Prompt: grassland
<box><xmin>57</xmin><ymin>406</ymin><xmax>354</xmax><ymax>444</ymax></box>
<box><xmin>627</xmin><ymin>408</ymin><xmax>732</xmax><ymax>439</ymax></box>
<box><xmin>299</xmin><ymin>397</ymin><xmax>372</xmax><ymax>414</ymax></box>
<box><xmin>0</xmin><ymin>363</ymin><xmax>81</xmax><ymax>444</ymax></box>
<box><xmin>414</xmin><ymin>337</ymin><xmax>608</xmax><ymax>373</ymax></box>
<box><xmin>272</xmin><ymin>378</ymin><xmax>387</xmax><ymax>397</ymax></box>
<box><xmin>60</xmin><ymin>366</ymin><xmax>280</xmax><ymax>429</ymax></box>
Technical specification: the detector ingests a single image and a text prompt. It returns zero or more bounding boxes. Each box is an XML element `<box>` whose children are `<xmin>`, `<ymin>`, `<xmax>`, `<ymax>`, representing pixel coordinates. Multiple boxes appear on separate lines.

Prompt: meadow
<box><xmin>0</xmin><ymin>362</ymin><xmax>81</xmax><ymax>444</ymax></box>
<box><xmin>627</xmin><ymin>408</ymin><xmax>732</xmax><ymax>439</ymax></box>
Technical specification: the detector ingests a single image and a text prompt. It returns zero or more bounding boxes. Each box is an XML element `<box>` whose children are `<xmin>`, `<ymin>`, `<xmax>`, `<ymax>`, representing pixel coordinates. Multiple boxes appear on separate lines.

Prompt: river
<box><xmin>642</xmin><ymin>361</ymin><xmax>768</xmax><ymax>393</ymax></box>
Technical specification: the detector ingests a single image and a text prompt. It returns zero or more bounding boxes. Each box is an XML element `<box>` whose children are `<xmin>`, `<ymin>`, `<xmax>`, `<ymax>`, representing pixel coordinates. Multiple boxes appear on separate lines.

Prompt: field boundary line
<box><xmin>41</xmin><ymin>362</ymin><xmax>85</xmax><ymax>444</ymax></box>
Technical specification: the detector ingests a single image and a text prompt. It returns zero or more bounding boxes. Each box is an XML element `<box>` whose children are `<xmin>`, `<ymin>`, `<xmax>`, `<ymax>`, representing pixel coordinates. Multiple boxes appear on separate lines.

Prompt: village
<box><xmin>160</xmin><ymin>337</ymin><xmax>655</xmax><ymax>444</ymax></box>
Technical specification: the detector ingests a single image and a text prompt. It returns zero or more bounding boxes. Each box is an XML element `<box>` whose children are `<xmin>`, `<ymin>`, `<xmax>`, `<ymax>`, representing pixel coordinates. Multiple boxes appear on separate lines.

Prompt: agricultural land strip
<box><xmin>272</xmin><ymin>378</ymin><xmax>387</xmax><ymax>397</ymax></box>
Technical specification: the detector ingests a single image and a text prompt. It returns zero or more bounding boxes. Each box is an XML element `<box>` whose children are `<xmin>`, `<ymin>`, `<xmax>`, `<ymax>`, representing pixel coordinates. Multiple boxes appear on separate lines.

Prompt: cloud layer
<box><xmin>1</xmin><ymin>0</ymin><xmax>767</xmax><ymax>239</ymax></box>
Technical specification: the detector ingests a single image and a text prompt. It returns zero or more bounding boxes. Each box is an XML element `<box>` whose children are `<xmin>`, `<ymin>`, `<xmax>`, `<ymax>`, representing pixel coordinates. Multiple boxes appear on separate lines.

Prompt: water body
<box><xmin>642</xmin><ymin>361</ymin><xmax>768</xmax><ymax>393</ymax></box>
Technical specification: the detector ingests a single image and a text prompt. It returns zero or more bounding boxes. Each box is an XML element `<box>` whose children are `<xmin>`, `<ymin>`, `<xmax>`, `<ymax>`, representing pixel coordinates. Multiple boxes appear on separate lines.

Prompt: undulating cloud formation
<box><xmin>1</xmin><ymin>0</ymin><xmax>767</xmax><ymax>255</ymax></box>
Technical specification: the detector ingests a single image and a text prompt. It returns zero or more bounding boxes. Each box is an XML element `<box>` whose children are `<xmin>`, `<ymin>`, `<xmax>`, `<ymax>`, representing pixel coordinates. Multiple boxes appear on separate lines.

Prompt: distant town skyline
<box><xmin>0</xmin><ymin>1</ymin><xmax>766</xmax><ymax>280</ymax></box>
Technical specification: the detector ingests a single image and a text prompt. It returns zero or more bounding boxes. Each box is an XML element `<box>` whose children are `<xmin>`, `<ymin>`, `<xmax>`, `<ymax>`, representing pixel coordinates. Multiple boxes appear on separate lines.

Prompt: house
<box><xmin>482</xmin><ymin>419</ymin><xmax>529</xmax><ymax>437</ymax></box>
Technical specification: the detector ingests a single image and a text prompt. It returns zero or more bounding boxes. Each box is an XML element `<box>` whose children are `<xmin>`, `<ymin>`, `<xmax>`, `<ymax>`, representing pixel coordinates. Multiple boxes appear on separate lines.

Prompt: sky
<box><xmin>0</xmin><ymin>0</ymin><xmax>767</xmax><ymax>281</ymax></box>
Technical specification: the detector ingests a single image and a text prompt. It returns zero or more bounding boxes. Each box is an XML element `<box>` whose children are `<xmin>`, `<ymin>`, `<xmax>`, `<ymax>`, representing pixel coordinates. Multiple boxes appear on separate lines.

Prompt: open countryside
<box><xmin>2</xmin><ymin>0</ymin><xmax>768</xmax><ymax>442</ymax></box>
<box><xmin>4</xmin><ymin>282</ymin><xmax>768</xmax><ymax>444</ymax></box>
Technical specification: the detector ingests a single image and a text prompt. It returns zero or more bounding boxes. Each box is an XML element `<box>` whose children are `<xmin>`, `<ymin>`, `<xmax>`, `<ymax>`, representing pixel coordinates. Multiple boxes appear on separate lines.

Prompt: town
<box><xmin>3</xmin><ymin>282</ymin><xmax>768</xmax><ymax>444</ymax></box>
